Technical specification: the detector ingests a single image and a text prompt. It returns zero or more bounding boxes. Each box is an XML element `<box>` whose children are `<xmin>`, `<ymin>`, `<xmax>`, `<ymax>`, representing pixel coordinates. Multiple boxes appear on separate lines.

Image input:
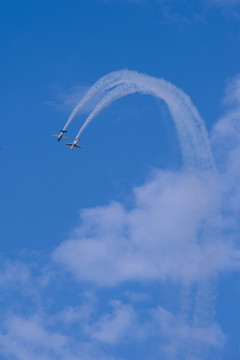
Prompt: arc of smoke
<box><xmin>75</xmin><ymin>83</ymin><xmax>138</xmax><ymax>137</ymax></box>
<box><xmin>72</xmin><ymin>73</ymin><xmax>217</xmax><ymax>357</ymax></box>
<box><xmin>64</xmin><ymin>70</ymin><xmax>218</xmax><ymax>358</ymax></box>
<box><xmin>74</xmin><ymin>70</ymin><xmax>214</xmax><ymax>171</ymax></box>
<box><xmin>62</xmin><ymin>70</ymin><xmax>129</xmax><ymax>131</ymax></box>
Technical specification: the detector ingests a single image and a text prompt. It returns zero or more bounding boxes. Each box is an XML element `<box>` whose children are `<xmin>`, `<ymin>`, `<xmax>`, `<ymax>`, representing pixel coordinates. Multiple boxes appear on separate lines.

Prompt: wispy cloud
<box><xmin>89</xmin><ymin>301</ymin><xmax>137</xmax><ymax>344</ymax></box>
<box><xmin>105</xmin><ymin>0</ymin><xmax>240</xmax><ymax>23</ymax></box>
<box><xmin>0</xmin><ymin>315</ymin><xmax>69</xmax><ymax>360</ymax></box>
<box><xmin>0</xmin><ymin>260</ymin><xmax>30</xmax><ymax>287</ymax></box>
<box><xmin>207</xmin><ymin>0</ymin><xmax>240</xmax><ymax>6</ymax></box>
<box><xmin>47</xmin><ymin>85</ymin><xmax>108</xmax><ymax>115</ymax></box>
<box><xmin>117</xmin><ymin>0</ymin><xmax>240</xmax><ymax>7</ymax></box>
<box><xmin>153</xmin><ymin>306</ymin><xmax>225</xmax><ymax>359</ymax></box>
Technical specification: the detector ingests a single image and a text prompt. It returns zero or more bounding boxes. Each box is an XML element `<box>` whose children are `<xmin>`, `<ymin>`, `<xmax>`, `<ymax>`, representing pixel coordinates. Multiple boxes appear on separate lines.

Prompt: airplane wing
<box><xmin>52</xmin><ymin>134</ymin><xmax>68</xmax><ymax>140</ymax></box>
<box><xmin>65</xmin><ymin>143</ymin><xmax>82</xmax><ymax>148</ymax></box>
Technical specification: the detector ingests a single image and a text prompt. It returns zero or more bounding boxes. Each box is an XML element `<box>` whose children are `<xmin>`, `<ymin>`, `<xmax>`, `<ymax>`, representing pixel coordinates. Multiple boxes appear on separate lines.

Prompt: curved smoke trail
<box><xmin>75</xmin><ymin>83</ymin><xmax>138</xmax><ymax>136</ymax></box>
<box><xmin>62</xmin><ymin>70</ymin><xmax>129</xmax><ymax>131</ymax></box>
<box><xmin>74</xmin><ymin>70</ymin><xmax>214</xmax><ymax>171</ymax></box>
<box><xmin>69</xmin><ymin>70</ymin><xmax>217</xmax><ymax>358</ymax></box>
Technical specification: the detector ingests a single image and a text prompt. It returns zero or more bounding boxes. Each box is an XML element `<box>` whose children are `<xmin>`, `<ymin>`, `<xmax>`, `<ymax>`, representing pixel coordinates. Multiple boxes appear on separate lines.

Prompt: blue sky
<box><xmin>1</xmin><ymin>1</ymin><xmax>240</xmax><ymax>359</ymax></box>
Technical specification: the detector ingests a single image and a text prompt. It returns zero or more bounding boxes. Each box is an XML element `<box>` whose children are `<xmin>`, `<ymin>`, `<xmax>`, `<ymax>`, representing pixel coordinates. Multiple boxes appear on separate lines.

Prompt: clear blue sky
<box><xmin>0</xmin><ymin>1</ymin><xmax>240</xmax><ymax>359</ymax></box>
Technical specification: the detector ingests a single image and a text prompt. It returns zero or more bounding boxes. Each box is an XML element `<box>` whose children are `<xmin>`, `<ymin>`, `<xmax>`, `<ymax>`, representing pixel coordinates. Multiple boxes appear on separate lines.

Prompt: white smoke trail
<box><xmin>75</xmin><ymin>70</ymin><xmax>214</xmax><ymax>171</ymax></box>
<box><xmin>62</xmin><ymin>70</ymin><xmax>130</xmax><ymax>131</ymax></box>
<box><xmin>72</xmin><ymin>70</ymin><xmax>217</xmax><ymax>358</ymax></box>
<box><xmin>75</xmin><ymin>83</ymin><xmax>138</xmax><ymax>137</ymax></box>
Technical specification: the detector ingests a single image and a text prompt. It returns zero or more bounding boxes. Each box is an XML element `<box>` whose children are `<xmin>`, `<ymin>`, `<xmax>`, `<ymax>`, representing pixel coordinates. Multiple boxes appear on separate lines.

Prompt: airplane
<box><xmin>65</xmin><ymin>138</ymin><xmax>82</xmax><ymax>150</ymax></box>
<box><xmin>52</xmin><ymin>130</ymin><xmax>68</xmax><ymax>142</ymax></box>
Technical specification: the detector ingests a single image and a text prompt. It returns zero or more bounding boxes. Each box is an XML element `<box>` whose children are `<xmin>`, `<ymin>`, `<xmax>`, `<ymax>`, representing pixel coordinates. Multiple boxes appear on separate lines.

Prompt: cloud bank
<box><xmin>53</xmin><ymin>170</ymin><xmax>238</xmax><ymax>286</ymax></box>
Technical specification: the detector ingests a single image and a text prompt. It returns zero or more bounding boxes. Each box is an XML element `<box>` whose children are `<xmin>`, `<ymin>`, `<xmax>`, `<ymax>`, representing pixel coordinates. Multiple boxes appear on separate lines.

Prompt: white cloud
<box><xmin>124</xmin><ymin>291</ymin><xmax>151</xmax><ymax>302</ymax></box>
<box><xmin>153</xmin><ymin>306</ymin><xmax>225</xmax><ymax>358</ymax></box>
<box><xmin>53</xmin><ymin>169</ymin><xmax>239</xmax><ymax>286</ymax></box>
<box><xmin>89</xmin><ymin>301</ymin><xmax>136</xmax><ymax>344</ymax></box>
<box><xmin>0</xmin><ymin>311</ymin><xmax>118</xmax><ymax>360</ymax></box>
<box><xmin>222</xmin><ymin>74</ymin><xmax>240</xmax><ymax>110</ymax></box>
<box><xmin>0</xmin><ymin>315</ymin><xmax>72</xmax><ymax>360</ymax></box>
<box><xmin>58</xmin><ymin>303</ymin><xmax>93</xmax><ymax>324</ymax></box>
<box><xmin>0</xmin><ymin>260</ymin><xmax>30</xmax><ymax>287</ymax></box>
<box><xmin>7</xmin><ymin>316</ymin><xmax>67</xmax><ymax>350</ymax></box>
<box><xmin>212</xmin><ymin>74</ymin><xmax>240</xmax><ymax>232</ymax></box>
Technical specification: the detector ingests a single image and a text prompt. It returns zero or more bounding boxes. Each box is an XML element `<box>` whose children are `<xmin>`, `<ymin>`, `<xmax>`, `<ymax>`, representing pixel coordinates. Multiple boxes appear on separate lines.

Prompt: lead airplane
<box><xmin>52</xmin><ymin>130</ymin><xmax>68</xmax><ymax>142</ymax></box>
<box><xmin>65</xmin><ymin>138</ymin><xmax>82</xmax><ymax>150</ymax></box>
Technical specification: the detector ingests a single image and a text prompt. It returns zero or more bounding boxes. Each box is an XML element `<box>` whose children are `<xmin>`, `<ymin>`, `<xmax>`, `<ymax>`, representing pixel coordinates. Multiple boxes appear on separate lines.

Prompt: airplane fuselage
<box><xmin>71</xmin><ymin>139</ymin><xmax>78</xmax><ymax>150</ymax></box>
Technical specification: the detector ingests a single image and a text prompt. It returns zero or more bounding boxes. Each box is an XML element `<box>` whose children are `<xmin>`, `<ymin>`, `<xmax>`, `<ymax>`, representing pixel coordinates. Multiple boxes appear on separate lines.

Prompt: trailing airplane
<box><xmin>65</xmin><ymin>138</ymin><xmax>82</xmax><ymax>150</ymax></box>
<box><xmin>52</xmin><ymin>130</ymin><xmax>68</xmax><ymax>142</ymax></box>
